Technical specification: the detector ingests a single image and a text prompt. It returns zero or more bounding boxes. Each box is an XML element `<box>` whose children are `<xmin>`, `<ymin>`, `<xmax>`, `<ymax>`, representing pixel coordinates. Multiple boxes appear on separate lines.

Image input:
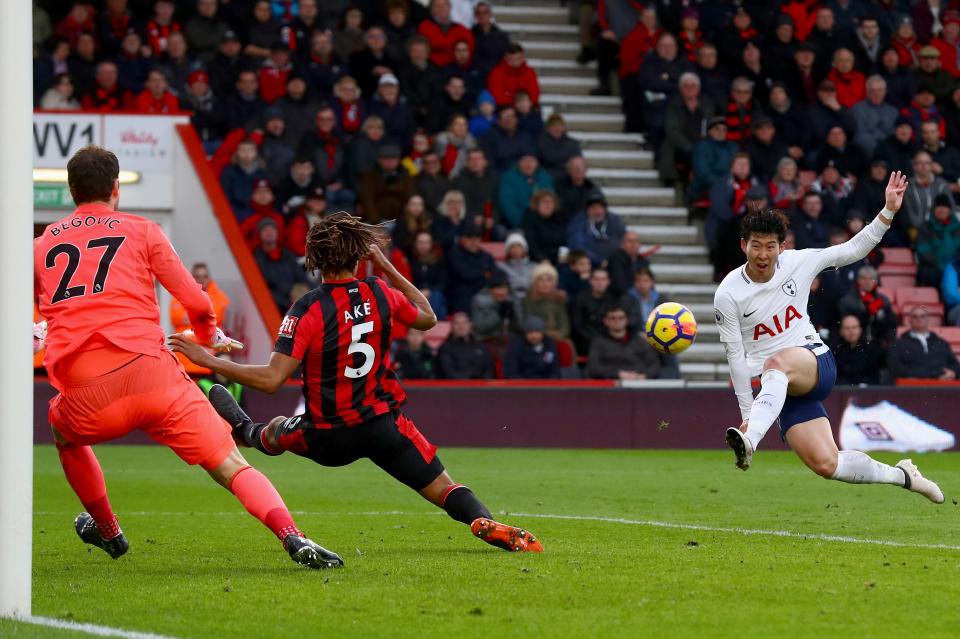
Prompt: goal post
<box><xmin>0</xmin><ymin>0</ymin><xmax>35</xmax><ymax>618</ymax></box>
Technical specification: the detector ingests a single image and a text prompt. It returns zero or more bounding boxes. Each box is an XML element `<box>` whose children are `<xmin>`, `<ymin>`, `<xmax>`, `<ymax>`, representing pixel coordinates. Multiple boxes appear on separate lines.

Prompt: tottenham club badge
<box><xmin>782</xmin><ymin>278</ymin><xmax>797</xmax><ymax>297</ymax></box>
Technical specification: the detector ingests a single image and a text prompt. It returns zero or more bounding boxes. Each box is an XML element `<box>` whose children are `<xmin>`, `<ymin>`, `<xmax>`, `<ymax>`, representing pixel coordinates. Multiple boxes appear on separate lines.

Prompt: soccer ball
<box><xmin>645</xmin><ymin>302</ymin><xmax>697</xmax><ymax>354</ymax></box>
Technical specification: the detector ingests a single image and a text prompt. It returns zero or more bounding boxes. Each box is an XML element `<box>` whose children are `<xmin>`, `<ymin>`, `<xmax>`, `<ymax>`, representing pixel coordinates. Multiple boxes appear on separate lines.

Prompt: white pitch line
<box><xmin>34</xmin><ymin>510</ymin><xmax>960</xmax><ymax>552</ymax></box>
<box><xmin>9</xmin><ymin>615</ymin><xmax>182</xmax><ymax>639</ymax></box>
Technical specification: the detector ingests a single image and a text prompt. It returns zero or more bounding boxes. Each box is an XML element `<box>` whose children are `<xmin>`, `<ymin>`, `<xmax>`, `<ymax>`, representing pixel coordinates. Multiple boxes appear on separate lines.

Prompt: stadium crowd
<box><xmin>31</xmin><ymin>0</ymin><xmax>960</xmax><ymax>383</ymax></box>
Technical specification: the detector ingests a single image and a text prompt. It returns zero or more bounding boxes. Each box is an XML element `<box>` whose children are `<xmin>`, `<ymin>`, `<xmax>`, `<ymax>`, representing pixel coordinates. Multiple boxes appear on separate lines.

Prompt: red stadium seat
<box><xmin>481</xmin><ymin>242</ymin><xmax>506</xmax><ymax>261</ymax></box>
<box><xmin>556</xmin><ymin>339</ymin><xmax>576</xmax><ymax>368</ymax></box>
<box><xmin>895</xmin><ymin>287</ymin><xmax>940</xmax><ymax>309</ymax></box>
<box><xmin>882</xmin><ymin>248</ymin><xmax>915</xmax><ymax>266</ymax></box>
<box><xmin>878</xmin><ymin>274</ymin><xmax>916</xmax><ymax>290</ymax></box>
<box><xmin>938</xmin><ymin>326</ymin><xmax>960</xmax><ymax>349</ymax></box>
<box><xmin>424</xmin><ymin>320</ymin><xmax>451</xmax><ymax>350</ymax></box>
<box><xmin>877</xmin><ymin>286</ymin><xmax>895</xmax><ymax>302</ymax></box>
<box><xmin>898</xmin><ymin>303</ymin><xmax>944</xmax><ymax>325</ymax></box>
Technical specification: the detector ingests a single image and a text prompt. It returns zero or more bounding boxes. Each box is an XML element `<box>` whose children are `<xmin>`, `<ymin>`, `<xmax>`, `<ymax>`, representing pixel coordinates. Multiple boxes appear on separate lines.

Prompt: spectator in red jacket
<box><xmin>826</xmin><ymin>48</ymin><xmax>866</xmax><ymax>109</ymax></box>
<box><xmin>932</xmin><ymin>10</ymin><xmax>960</xmax><ymax>78</ymax></box>
<box><xmin>135</xmin><ymin>69</ymin><xmax>180</xmax><ymax>114</ymax></box>
<box><xmin>418</xmin><ymin>0</ymin><xmax>475</xmax><ymax>68</ymax></box>
<box><xmin>285</xmin><ymin>186</ymin><xmax>327</xmax><ymax>257</ymax></box>
<box><xmin>487</xmin><ymin>43</ymin><xmax>541</xmax><ymax>107</ymax></box>
<box><xmin>780</xmin><ymin>0</ymin><xmax>818</xmax><ymax>42</ymax></box>
<box><xmin>56</xmin><ymin>3</ymin><xmax>96</xmax><ymax>47</ymax></box>
<box><xmin>239</xmin><ymin>178</ymin><xmax>285</xmax><ymax>251</ymax></box>
<box><xmin>258</xmin><ymin>41</ymin><xmax>294</xmax><ymax>104</ymax></box>
<box><xmin>617</xmin><ymin>6</ymin><xmax>663</xmax><ymax>79</ymax></box>
<box><xmin>145</xmin><ymin>0</ymin><xmax>182</xmax><ymax>56</ymax></box>
<box><xmin>81</xmin><ymin>61</ymin><xmax>135</xmax><ymax>112</ymax></box>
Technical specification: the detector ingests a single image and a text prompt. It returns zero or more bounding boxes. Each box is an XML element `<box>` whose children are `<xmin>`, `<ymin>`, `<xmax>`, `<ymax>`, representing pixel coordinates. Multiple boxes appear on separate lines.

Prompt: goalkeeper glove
<box><xmin>182</xmin><ymin>327</ymin><xmax>245</xmax><ymax>353</ymax></box>
<box><xmin>33</xmin><ymin>320</ymin><xmax>47</xmax><ymax>354</ymax></box>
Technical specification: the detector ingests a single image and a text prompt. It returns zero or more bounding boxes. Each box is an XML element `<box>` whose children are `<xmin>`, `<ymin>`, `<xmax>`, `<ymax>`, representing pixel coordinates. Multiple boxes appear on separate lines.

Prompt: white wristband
<box><xmin>879</xmin><ymin>207</ymin><xmax>895</xmax><ymax>223</ymax></box>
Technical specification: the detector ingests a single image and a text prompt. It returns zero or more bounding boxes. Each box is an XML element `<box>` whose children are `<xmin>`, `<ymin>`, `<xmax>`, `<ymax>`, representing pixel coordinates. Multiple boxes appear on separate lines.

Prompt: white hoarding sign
<box><xmin>33</xmin><ymin>113</ymin><xmax>101</xmax><ymax>168</ymax></box>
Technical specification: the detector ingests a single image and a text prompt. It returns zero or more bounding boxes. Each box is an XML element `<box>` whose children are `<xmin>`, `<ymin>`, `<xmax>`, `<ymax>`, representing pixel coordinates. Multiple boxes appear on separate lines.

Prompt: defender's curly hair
<box><xmin>739</xmin><ymin>207</ymin><xmax>790</xmax><ymax>243</ymax></box>
<box><xmin>305</xmin><ymin>212</ymin><xmax>387</xmax><ymax>275</ymax></box>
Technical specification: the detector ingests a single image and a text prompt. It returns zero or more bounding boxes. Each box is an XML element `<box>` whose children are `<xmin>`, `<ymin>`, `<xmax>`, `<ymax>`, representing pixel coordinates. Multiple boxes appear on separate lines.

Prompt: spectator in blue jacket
<box><xmin>943</xmin><ymin>257</ymin><xmax>960</xmax><ymax>326</ymax></box>
<box><xmin>445</xmin><ymin>221</ymin><xmax>497</xmax><ymax>313</ymax></box>
<box><xmin>498</xmin><ymin>154</ymin><xmax>554</xmax><ymax>229</ymax></box>
<box><xmin>503</xmin><ymin>317</ymin><xmax>561</xmax><ymax>379</ymax></box>
<box><xmin>480</xmin><ymin>105</ymin><xmax>536</xmax><ymax>173</ymax></box>
<box><xmin>689</xmin><ymin>117</ymin><xmax>737</xmax><ymax>202</ymax></box>
<box><xmin>220</xmin><ymin>138</ymin><xmax>268</xmax><ymax>222</ymax></box>
<box><xmin>566</xmin><ymin>191</ymin><xmax>627</xmax><ymax>266</ymax></box>
<box><xmin>469</xmin><ymin>90</ymin><xmax>497</xmax><ymax>138</ymax></box>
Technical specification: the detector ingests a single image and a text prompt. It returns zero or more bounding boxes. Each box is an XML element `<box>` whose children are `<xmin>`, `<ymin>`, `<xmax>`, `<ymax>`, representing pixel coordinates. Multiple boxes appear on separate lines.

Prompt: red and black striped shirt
<box><xmin>274</xmin><ymin>277</ymin><xmax>419</xmax><ymax>428</ymax></box>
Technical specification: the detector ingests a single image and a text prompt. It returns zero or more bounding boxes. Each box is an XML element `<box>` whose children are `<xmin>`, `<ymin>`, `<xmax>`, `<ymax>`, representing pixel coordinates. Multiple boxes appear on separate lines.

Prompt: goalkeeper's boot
<box><xmin>75</xmin><ymin>513</ymin><xmax>129</xmax><ymax>559</ymax></box>
<box><xmin>896</xmin><ymin>459</ymin><xmax>945</xmax><ymax>504</ymax></box>
<box><xmin>470</xmin><ymin>518</ymin><xmax>543</xmax><ymax>552</ymax></box>
<box><xmin>725</xmin><ymin>427</ymin><xmax>753</xmax><ymax>471</ymax></box>
<box><xmin>283</xmin><ymin>534</ymin><xmax>344</xmax><ymax>569</ymax></box>
<box><xmin>209</xmin><ymin>383</ymin><xmax>258</xmax><ymax>449</ymax></box>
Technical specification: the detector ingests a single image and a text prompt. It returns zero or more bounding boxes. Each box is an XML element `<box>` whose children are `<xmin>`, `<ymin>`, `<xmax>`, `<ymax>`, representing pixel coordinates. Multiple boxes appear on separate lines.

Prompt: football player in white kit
<box><xmin>714</xmin><ymin>171</ymin><xmax>944</xmax><ymax>503</ymax></box>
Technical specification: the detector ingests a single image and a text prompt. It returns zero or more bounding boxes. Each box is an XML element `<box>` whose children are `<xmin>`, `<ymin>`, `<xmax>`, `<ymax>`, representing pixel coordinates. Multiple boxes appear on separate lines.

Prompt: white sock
<box><xmin>831</xmin><ymin>451</ymin><xmax>906</xmax><ymax>485</ymax></box>
<box><xmin>745</xmin><ymin>369</ymin><xmax>789</xmax><ymax>451</ymax></box>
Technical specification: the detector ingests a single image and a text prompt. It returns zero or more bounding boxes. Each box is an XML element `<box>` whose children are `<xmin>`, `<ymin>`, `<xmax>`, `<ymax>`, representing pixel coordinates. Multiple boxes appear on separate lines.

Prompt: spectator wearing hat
<box><xmin>695</xmin><ymin>44</ymin><xmax>731</xmax><ymax>108</ymax></box>
<box><xmin>878</xmin><ymin>45</ymin><xmax>918</xmax><ymax>110</ymax></box>
<box><xmin>436</xmin><ymin>313</ymin><xmax>493</xmax><ymax>380</ymax></box>
<box><xmin>259</xmin><ymin>107</ymin><xmax>296</xmax><ymax>185</ymax></box>
<box><xmin>504</xmin><ymin>317</ymin><xmax>561</xmax><ymax>380</ymax></box>
<box><xmin>417</xmin><ymin>0</ymin><xmax>475</xmax><ymax>68</ymax></box>
<box><xmin>244</xmin><ymin>0</ymin><xmax>280</xmax><ymax>62</ymax></box>
<box><xmin>567</xmin><ymin>191</ymin><xmax>627</xmax><ymax>267</ymax></box>
<box><xmin>359</xmin><ymin>144</ymin><xmax>414</xmax><ymax>223</ymax></box>
<box><xmin>785</xmin><ymin>42</ymin><xmax>822</xmax><ymax>106</ymax></box>
<box><xmin>208</xmin><ymin>30</ymin><xmax>244</xmax><ymax>99</ymax></box>
<box><xmin>487</xmin><ymin>43</ymin><xmax>540</xmax><ymax>108</ymax></box>
<box><xmin>471</xmin><ymin>268</ymin><xmax>519</xmax><ymax>342</ymax></box>
<box><xmin>240</xmin><ymin>180</ymin><xmax>286</xmax><ymax>252</ymax></box>
<box><xmin>445</xmin><ymin>221</ymin><xmax>496</xmax><ymax>314</ymax></box>
<box><xmin>393</xmin><ymin>329</ymin><xmax>437</xmax><ymax>380</ymax></box>
<box><xmin>850</xmin><ymin>76</ymin><xmax>898</xmax><ymax>155</ymax></box>
<box><xmin>706</xmin><ymin>153</ymin><xmax>759</xmax><ymax>275</ymax></box>
<box><xmin>367</xmin><ymin>75</ymin><xmax>415</xmax><ymax>150</ymax></box>
<box><xmin>918</xmin><ymin>119</ymin><xmax>960</xmax><ymax>183</ymax></box>
<box><xmin>637</xmin><ymin>34</ymin><xmax>694</xmax><ymax>141</ymax></box>
<box><xmin>82</xmin><ymin>61</ymin><xmax>136</xmax><ymax>112</ymax></box>
<box><xmin>480</xmin><ymin>106</ymin><xmax>537</xmax><ymax>173</ymax></box>
<box><xmin>521</xmin><ymin>263</ymin><xmax>570</xmax><ymax>343</ymax></box>
<box><xmin>875</xmin><ymin>116</ymin><xmax>919</xmax><ymax>174</ymax></box>
<box><xmin>943</xmin><ymin>255</ymin><xmax>960</xmax><ymax>325</ymax></box>
<box><xmin>718</xmin><ymin>7</ymin><xmax>760</xmax><ymax>70</ymax></box>
<box><xmin>888</xmin><ymin>307</ymin><xmax>960</xmax><ymax>381</ymax></box>
<box><xmin>469</xmin><ymin>90</ymin><xmax>497</xmax><ymax>138</ymax></box>
<box><xmin>276</xmin><ymin>157</ymin><xmax>320</xmax><ymax>215</ymax></box>
<box><xmin>284</xmin><ymin>186</ymin><xmax>326</xmax><ymax>257</ymax></box>
<box><xmin>349</xmin><ymin>26</ymin><xmax>402</xmax><ymax>98</ymax></box>
<box><xmin>932</xmin><ymin>10</ymin><xmax>960</xmax><ymax>78</ymax></box>
<box><xmin>743</xmin><ymin>117</ymin><xmax>789</xmax><ymax>183</ymax></box>
<box><xmin>791</xmin><ymin>192</ymin><xmax>830</xmax><ymax>250</ymax></box>
<box><xmin>498</xmin><ymin>233</ymin><xmax>536</xmax><ymax>299</ymax></box>
<box><xmin>660</xmin><ymin>73</ymin><xmax>714</xmax><ymax>186</ymax></box>
<box><xmin>220</xmin><ymin>138</ymin><xmax>268</xmax><ymax>221</ymax></box>
<box><xmin>808</xmin><ymin>79</ymin><xmax>859</xmax><ymax>144</ymax></box>
<box><xmin>185</xmin><ymin>0</ymin><xmax>229</xmax><ymax>63</ymax></box>
<box><xmin>298</xmin><ymin>106</ymin><xmax>351</xmax><ymax>207</ymax></box>
<box><xmin>891</xmin><ymin>15</ymin><xmax>921</xmax><ymax>66</ymax></box>
<box><xmin>833</xmin><ymin>314</ymin><xmax>886</xmax><ymax>385</ymax></box>
<box><xmin>901</xmin><ymin>150</ymin><xmax>954</xmax><ymax>242</ymax></box>
<box><xmin>587</xmin><ymin>305</ymin><xmax>661</xmax><ymax>380</ymax></box>
<box><xmin>181</xmin><ymin>70</ymin><xmax>224</xmax><ymax>151</ymax></box>
<box><xmin>838</xmin><ymin>265</ymin><xmax>898</xmax><ymax>346</ymax></box>
<box><xmin>427</xmin><ymin>75</ymin><xmax>473</xmax><ymax>136</ymax></box>
<box><xmin>763</xmin><ymin>14</ymin><xmax>800</xmax><ymax>81</ymax></box>
<box><xmin>252</xmin><ymin>216</ymin><xmax>307</xmax><ymax>314</ymax></box>
<box><xmin>136</xmin><ymin>68</ymin><xmax>180</xmax><ymax>114</ymax></box>
<box><xmin>498</xmin><ymin>154</ymin><xmax>553</xmax><ymax>230</ymax></box>
<box><xmin>917</xmin><ymin>194</ymin><xmax>960</xmax><ymax>286</ymax></box>
<box><xmin>690</xmin><ymin>117</ymin><xmax>738</xmax><ymax>202</ymax></box>
<box><xmin>273</xmin><ymin>74</ymin><xmax>318</xmax><ymax>141</ymax></box>
<box><xmin>538</xmin><ymin>113</ymin><xmax>582</xmax><ymax>182</ymax></box>
<box><xmin>471</xmin><ymin>2</ymin><xmax>510</xmax><ymax>76</ymax></box>
<box><xmin>303</xmin><ymin>30</ymin><xmax>347</xmax><ymax>102</ymax></box>
<box><xmin>258</xmin><ymin>40</ymin><xmax>294</xmax><ymax>104</ymax></box>
<box><xmin>399</xmin><ymin>36</ymin><xmax>443</xmax><ymax>129</ymax></box>
<box><xmin>826</xmin><ymin>48</ymin><xmax>866</xmax><ymax>108</ymax></box>
<box><xmin>846</xmin><ymin>16</ymin><xmax>885</xmax><ymax>76</ymax></box>
<box><xmin>913</xmin><ymin>47</ymin><xmax>954</xmax><ymax>102</ymax></box>
<box><xmin>224</xmin><ymin>69</ymin><xmax>266</xmax><ymax>131</ymax></box>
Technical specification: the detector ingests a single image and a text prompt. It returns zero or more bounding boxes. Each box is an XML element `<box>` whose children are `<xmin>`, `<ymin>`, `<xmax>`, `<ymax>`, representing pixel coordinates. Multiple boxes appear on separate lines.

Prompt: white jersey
<box><xmin>714</xmin><ymin>212</ymin><xmax>892</xmax><ymax>419</ymax></box>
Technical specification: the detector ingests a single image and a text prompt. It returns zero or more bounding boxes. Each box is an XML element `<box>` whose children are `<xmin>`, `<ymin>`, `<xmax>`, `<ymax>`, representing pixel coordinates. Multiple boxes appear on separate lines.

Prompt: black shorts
<box><xmin>274</xmin><ymin>411</ymin><xmax>445</xmax><ymax>491</ymax></box>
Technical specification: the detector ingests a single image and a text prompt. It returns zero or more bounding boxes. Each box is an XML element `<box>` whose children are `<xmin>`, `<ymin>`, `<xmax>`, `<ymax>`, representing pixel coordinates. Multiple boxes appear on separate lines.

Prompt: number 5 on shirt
<box><xmin>345</xmin><ymin>321</ymin><xmax>375</xmax><ymax>378</ymax></box>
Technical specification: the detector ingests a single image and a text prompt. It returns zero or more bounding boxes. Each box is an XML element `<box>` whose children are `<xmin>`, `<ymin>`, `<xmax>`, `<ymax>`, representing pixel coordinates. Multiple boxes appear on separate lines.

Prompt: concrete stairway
<box><xmin>501</xmin><ymin>0</ymin><xmax>727</xmax><ymax>381</ymax></box>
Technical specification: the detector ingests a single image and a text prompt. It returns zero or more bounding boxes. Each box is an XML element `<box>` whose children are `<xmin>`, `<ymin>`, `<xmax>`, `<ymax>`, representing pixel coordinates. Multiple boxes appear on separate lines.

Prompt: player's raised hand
<box><xmin>368</xmin><ymin>243</ymin><xmax>388</xmax><ymax>267</ymax></box>
<box><xmin>884</xmin><ymin>170</ymin><xmax>909</xmax><ymax>213</ymax></box>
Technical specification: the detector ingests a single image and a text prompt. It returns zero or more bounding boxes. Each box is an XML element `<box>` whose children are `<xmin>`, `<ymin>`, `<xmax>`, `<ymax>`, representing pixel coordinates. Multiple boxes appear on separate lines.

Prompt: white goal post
<box><xmin>0</xmin><ymin>0</ymin><xmax>35</xmax><ymax>618</ymax></box>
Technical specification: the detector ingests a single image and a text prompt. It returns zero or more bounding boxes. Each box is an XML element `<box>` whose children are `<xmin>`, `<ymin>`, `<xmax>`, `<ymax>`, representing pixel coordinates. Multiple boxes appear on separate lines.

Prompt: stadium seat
<box><xmin>481</xmin><ymin>242</ymin><xmax>506</xmax><ymax>261</ymax></box>
<box><xmin>899</xmin><ymin>301</ymin><xmax>944</xmax><ymax>320</ymax></box>
<box><xmin>424</xmin><ymin>320</ymin><xmax>451</xmax><ymax>350</ymax></box>
<box><xmin>556</xmin><ymin>339</ymin><xmax>576</xmax><ymax>368</ymax></box>
<box><xmin>882</xmin><ymin>248</ymin><xmax>915</xmax><ymax>266</ymax></box>
<box><xmin>895</xmin><ymin>287</ymin><xmax>940</xmax><ymax>310</ymax></box>
<box><xmin>877</xmin><ymin>286</ymin><xmax>895</xmax><ymax>302</ymax></box>
<box><xmin>799</xmin><ymin>171</ymin><xmax>816</xmax><ymax>188</ymax></box>
<box><xmin>878</xmin><ymin>274</ymin><xmax>916</xmax><ymax>290</ymax></box>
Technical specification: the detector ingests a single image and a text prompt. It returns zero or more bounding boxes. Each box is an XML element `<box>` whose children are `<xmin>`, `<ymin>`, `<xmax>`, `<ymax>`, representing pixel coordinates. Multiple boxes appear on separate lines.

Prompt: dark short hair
<box><xmin>67</xmin><ymin>145</ymin><xmax>119</xmax><ymax>205</ymax></box>
<box><xmin>506</xmin><ymin>43</ymin><xmax>524</xmax><ymax>55</ymax></box>
<box><xmin>739</xmin><ymin>208</ymin><xmax>790</xmax><ymax>243</ymax></box>
<box><xmin>603</xmin><ymin>305</ymin><xmax>627</xmax><ymax>317</ymax></box>
<box><xmin>634</xmin><ymin>266</ymin><xmax>655</xmax><ymax>280</ymax></box>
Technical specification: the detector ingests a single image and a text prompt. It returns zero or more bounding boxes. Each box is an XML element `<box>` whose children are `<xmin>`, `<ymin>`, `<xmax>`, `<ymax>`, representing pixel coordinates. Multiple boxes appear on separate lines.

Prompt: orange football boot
<box><xmin>470</xmin><ymin>518</ymin><xmax>543</xmax><ymax>552</ymax></box>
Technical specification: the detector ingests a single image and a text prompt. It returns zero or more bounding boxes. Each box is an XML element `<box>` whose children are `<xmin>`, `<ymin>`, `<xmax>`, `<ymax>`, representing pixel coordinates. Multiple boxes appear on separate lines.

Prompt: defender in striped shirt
<box><xmin>171</xmin><ymin>213</ymin><xmax>542</xmax><ymax>552</ymax></box>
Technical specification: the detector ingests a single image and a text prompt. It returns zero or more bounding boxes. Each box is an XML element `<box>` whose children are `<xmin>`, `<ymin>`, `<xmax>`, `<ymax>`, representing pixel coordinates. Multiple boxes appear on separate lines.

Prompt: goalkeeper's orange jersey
<box><xmin>34</xmin><ymin>202</ymin><xmax>216</xmax><ymax>390</ymax></box>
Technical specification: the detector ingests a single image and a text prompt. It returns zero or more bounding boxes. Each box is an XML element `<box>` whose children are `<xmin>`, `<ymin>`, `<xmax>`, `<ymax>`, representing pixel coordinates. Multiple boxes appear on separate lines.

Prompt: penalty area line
<box><xmin>8</xmin><ymin>615</ymin><xmax>182</xmax><ymax>639</ymax></box>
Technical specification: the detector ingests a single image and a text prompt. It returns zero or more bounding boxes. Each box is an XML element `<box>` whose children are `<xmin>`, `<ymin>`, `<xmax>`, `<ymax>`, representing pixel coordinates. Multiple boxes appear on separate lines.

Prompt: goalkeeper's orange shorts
<box><xmin>49</xmin><ymin>351</ymin><xmax>235</xmax><ymax>469</ymax></box>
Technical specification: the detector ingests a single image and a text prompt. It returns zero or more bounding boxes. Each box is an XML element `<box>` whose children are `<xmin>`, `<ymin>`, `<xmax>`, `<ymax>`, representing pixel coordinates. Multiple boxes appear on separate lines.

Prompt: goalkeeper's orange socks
<box><xmin>229</xmin><ymin>465</ymin><xmax>303</xmax><ymax>540</ymax></box>
<box><xmin>56</xmin><ymin>443</ymin><xmax>121</xmax><ymax>540</ymax></box>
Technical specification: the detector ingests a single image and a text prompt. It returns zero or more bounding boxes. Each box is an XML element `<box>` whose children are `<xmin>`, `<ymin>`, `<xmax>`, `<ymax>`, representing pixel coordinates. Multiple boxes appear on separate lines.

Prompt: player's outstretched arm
<box><xmin>368</xmin><ymin>245</ymin><xmax>438</xmax><ymax>330</ymax></box>
<box><xmin>715</xmin><ymin>291</ymin><xmax>753</xmax><ymax>422</ymax></box>
<box><xmin>812</xmin><ymin>171</ymin><xmax>908</xmax><ymax>271</ymax></box>
<box><xmin>168</xmin><ymin>335</ymin><xmax>299</xmax><ymax>393</ymax></box>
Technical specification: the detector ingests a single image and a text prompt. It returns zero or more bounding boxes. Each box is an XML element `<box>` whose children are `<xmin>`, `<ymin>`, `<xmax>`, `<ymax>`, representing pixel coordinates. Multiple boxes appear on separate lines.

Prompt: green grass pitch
<box><xmin>4</xmin><ymin>445</ymin><xmax>960</xmax><ymax>638</ymax></box>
